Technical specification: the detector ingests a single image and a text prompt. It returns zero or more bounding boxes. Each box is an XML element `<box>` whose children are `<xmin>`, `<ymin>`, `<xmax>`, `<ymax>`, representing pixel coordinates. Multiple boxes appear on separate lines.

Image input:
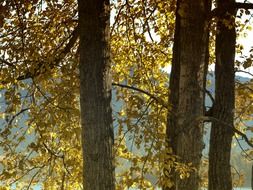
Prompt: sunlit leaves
<box><xmin>0</xmin><ymin>0</ymin><xmax>194</xmax><ymax>189</ymax></box>
<box><xmin>0</xmin><ymin>0</ymin><xmax>80</xmax><ymax>189</ymax></box>
<box><xmin>2</xmin><ymin>0</ymin><xmax>253</xmax><ymax>189</ymax></box>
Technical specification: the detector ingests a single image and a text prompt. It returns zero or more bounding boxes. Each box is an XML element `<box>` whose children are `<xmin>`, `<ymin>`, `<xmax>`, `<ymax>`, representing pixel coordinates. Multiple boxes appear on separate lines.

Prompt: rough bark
<box><xmin>165</xmin><ymin>1</ymin><xmax>211</xmax><ymax>190</ymax></box>
<box><xmin>208</xmin><ymin>1</ymin><xmax>236</xmax><ymax>190</ymax></box>
<box><xmin>78</xmin><ymin>1</ymin><xmax>115</xmax><ymax>190</ymax></box>
<box><xmin>164</xmin><ymin>0</ymin><xmax>181</xmax><ymax>188</ymax></box>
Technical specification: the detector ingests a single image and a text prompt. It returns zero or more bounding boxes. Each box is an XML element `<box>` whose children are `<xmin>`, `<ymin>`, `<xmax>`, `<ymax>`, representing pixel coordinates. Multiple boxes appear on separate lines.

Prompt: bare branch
<box><xmin>201</xmin><ymin>116</ymin><xmax>253</xmax><ymax>148</ymax></box>
<box><xmin>7</xmin><ymin>108</ymin><xmax>30</xmax><ymax>126</ymax></box>
<box><xmin>235</xmin><ymin>2</ymin><xmax>253</xmax><ymax>10</ymax></box>
<box><xmin>236</xmin><ymin>70</ymin><xmax>253</xmax><ymax>78</ymax></box>
<box><xmin>27</xmin><ymin>168</ymin><xmax>41</xmax><ymax>190</ymax></box>
<box><xmin>235</xmin><ymin>136</ymin><xmax>253</xmax><ymax>161</ymax></box>
<box><xmin>210</xmin><ymin>2</ymin><xmax>253</xmax><ymax>19</ymax></box>
<box><xmin>205</xmin><ymin>89</ymin><xmax>215</xmax><ymax>104</ymax></box>
<box><xmin>112</xmin><ymin>82</ymin><xmax>168</xmax><ymax>109</ymax></box>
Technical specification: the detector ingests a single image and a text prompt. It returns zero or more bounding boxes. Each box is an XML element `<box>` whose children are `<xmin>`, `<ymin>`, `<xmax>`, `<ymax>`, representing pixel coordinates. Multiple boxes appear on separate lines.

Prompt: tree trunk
<box><xmin>78</xmin><ymin>1</ymin><xmax>115</xmax><ymax>190</ymax></box>
<box><xmin>164</xmin><ymin>0</ymin><xmax>181</xmax><ymax>188</ymax></box>
<box><xmin>208</xmin><ymin>1</ymin><xmax>236</xmax><ymax>190</ymax></box>
<box><xmin>165</xmin><ymin>1</ymin><xmax>210</xmax><ymax>190</ymax></box>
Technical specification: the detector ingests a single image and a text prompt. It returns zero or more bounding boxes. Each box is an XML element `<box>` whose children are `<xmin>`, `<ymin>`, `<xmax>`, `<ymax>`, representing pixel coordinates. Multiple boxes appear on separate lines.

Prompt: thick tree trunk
<box><xmin>78</xmin><ymin>1</ymin><xmax>115</xmax><ymax>190</ymax></box>
<box><xmin>208</xmin><ymin>1</ymin><xmax>236</xmax><ymax>190</ymax></box>
<box><xmin>165</xmin><ymin>1</ymin><xmax>210</xmax><ymax>190</ymax></box>
<box><xmin>164</xmin><ymin>0</ymin><xmax>181</xmax><ymax>189</ymax></box>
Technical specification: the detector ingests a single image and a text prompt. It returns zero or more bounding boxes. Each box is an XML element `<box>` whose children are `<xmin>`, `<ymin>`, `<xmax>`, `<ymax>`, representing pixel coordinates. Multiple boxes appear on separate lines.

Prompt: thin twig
<box><xmin>112</xmin><ymin>82</ymin><xmax>168</xmax><ymax>109</ymax></box>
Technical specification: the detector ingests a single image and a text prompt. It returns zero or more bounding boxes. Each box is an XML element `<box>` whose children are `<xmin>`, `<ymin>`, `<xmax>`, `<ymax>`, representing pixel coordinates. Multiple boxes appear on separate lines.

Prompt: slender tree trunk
<box><xmin>208</xmin><ymin>1</ymin><xmax>236</xmax><ymax>190</ymax></box>
<box><xmin>78</xmin><ymin>1</ymin><xmax>115</xmax><ymax>190</ymax></box>
<box><xmin>165</xmin><ymin>1</ymin><xmax>210</xmax><ymax>190</ymax></box>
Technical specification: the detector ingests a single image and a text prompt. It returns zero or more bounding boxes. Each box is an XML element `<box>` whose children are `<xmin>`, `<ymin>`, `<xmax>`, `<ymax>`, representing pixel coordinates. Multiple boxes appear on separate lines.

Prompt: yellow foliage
<box><xmin>2</xmin><ymin>0</ymin><xmax>252</xmax><ymax>189</ymax></box>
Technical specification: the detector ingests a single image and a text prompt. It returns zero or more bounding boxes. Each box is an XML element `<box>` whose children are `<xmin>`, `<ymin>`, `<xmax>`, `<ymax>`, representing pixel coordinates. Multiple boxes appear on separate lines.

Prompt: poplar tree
<box><xmin>78</xmin><ymin>0</ymin><xmax>115</xmax><ymax>189</ymax></box>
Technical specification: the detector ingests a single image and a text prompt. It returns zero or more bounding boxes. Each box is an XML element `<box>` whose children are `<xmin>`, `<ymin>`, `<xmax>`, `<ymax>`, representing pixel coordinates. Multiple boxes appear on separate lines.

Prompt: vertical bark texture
<box><xmin>164</xmin><ymin>1</ymin><xmax>181</xmax><ymax>189</ymax></box>
<box><xmin>78</xmin><ymin>1</ymin><xmax>115</xmax><ymax>190</ymax></box>
<box><xmin>165</xmin><ymin>1</ymin><xmax>211</xmax><ymax>190</ymax></box>
<box><xmin>208</xmin><ymin>1</ymin><xmax>236</xmax><ymax>190</ymax></box>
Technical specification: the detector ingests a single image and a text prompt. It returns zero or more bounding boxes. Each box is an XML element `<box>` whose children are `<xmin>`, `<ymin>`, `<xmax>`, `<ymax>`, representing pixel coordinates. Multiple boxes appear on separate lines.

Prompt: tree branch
<box><xmin>205</xmin><ymin>88</ymin><xmax>215</xmax><ymax>104</ymax></box>
<box><xmin>112</xmin><ymin>82</ymin><xmax>168</xmax><ymax>109</ymax></box>
<box><xmin>201</xmin><ymin>116</ymin><xmax>253</xmax><ymax>148</ymax></box>
<box><xmin>235</xmin><ymin>69</ymin><xmax>253</xmax><ymax>78</ymax></box>
<box><xmin>235</xmin><ymin>2</ymin><xmax>253</xmax><ymax>10</ymax></box>
<box><xmin>7</xmin><ymin>108</ymin><xmax>30</xmax><ymax>126</ymax></box>
<box><xmin>235</xmin><ymin>136</ymin><xmax>253</xmax><ymax>161</ymax></box>
<box><xmin>16</xmin><ymin>26</ymin><xmax>79</xmax><ymax>81</ymax></box>
<box><xmin>209</xmin><ymin>2</ymin><xmax>253</xmax><ymax>19</ymax></box>
<box><xmin>174</xmin><ymin>115</ymin><xmax>253</xmax><ymax>149</ymax></box>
